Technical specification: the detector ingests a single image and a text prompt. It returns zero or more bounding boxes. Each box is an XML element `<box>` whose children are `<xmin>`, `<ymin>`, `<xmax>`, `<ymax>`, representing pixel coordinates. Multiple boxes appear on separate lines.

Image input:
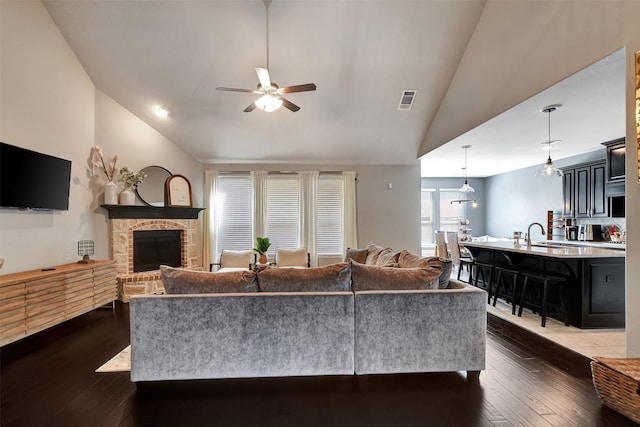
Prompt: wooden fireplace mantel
<box><xmin>101</xmin><ymin>205</ymin><xmax>204</xmax><ymax>220</ymax></box>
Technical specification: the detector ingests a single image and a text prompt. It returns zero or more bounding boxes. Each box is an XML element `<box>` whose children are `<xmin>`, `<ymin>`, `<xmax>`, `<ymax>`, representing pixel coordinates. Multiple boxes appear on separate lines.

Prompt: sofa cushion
<box><xmin>397</xmin><ymin>250</ymin><xmax>452</xmax><ymax>289</ymax></box>
<box><xmin>345</xmin><ymin>248</ymin><xmax>368</xmax><ymax>264</ymax></box>
<box><xmin>364</xmin><ymin>243</ymin><xmax>392</xmax><ymax>265</ymax></box>
<box><xmin>275</xmin><ymin>247</ymin><xmax>308</xmax><ymax>267</ymax></box>
<box><xmin>375</xmin><ymin>250</ymin><xmax>400</xmax><ymax>267</ymax></box>
<box><xmin>160</xmin><ymin>265</ymin><xmax>258</xmax><ymax>294</ymax></box>
<box><xmin>257</xmin><ymin>262</ymin><xmax>351</xmax><ymax>292</ymax></box>
<box><xmin>350</xmin><ymin>261</ymin><xmax>442</xmax><ymax>291</ymax></box>
<box><xmin>220</xmin><ymin>249</ymin><xmax>254</xmax><ymax>269</ymax></box>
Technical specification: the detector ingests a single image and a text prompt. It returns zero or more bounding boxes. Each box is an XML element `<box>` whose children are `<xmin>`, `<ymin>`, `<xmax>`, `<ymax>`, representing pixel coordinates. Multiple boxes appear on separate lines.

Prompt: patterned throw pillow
<box><xmin>375</xmin><ymin>250</ymin><xmax>400</xmax><ymax>267</ymax></box>
<box><xmin>364</xmin><ymin>243</ymin><xmax>392</xmax><ymax>265</ymax></box>
<box><xmin>160</xmin><ymin>265</ymin><xmax>258</xmax><ymax>294</ymax></box>
<box><xmin>397</xmin><ymin>250</ymin><xmax>452</xmax><ymax>289</ymax></box>
<box><xmin>257</xmin><ymin>262</ymin><xmax>352</xmax><ymax>292</ymax></box>
<box><xmin>350</xmin><ymin>261</ymin><xmax>442</xmax><ymax>291</ymax></box>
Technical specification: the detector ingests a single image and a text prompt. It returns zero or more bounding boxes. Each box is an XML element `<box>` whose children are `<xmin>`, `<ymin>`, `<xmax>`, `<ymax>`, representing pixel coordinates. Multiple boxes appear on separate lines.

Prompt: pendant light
<box><xmin>536</xmin><ymin>105</ymin><xmax>563</xmax><ymax>177</ymax></box>
<box><xmin>458</xmin><ymin>145</ymin><xmax>475</xmax><ymax>193</ymax></box>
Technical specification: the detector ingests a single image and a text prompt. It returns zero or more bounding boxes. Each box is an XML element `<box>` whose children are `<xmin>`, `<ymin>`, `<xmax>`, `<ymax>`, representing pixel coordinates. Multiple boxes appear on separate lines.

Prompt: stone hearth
<box><xmin>110</xmin><ymin>218</ymin><xmax>200</xmax><ymax>301</ymax></box>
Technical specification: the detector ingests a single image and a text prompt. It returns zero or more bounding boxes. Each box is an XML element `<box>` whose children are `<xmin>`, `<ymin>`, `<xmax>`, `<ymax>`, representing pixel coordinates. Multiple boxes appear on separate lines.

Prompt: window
<box><xmin>266</xmin><ymin>174</ymin><xmax>300</xmax><ymax>254</ymax></box>
<box><xmin>421</xmin><ymin>189</ymin><xmax>434</xmax><ymax>246</ymax></box>
<box><xmin>215</xmin><ymin>174</ymin><xmax>253</xmax><ymax>257</ymax></box>
<box><xmin>439</xmin><ymin>190</ymin><xmax>466</xmax><ymax>234</ymax></box>
<box><xmin>317</xmin><ymin>174</ymin><xmax>343</xmax><ymax>256</ymax></box>
<box><xmin>211</xmin><ymin>171</ymin><xmax>350</xmax><ymax>264</ymax></box>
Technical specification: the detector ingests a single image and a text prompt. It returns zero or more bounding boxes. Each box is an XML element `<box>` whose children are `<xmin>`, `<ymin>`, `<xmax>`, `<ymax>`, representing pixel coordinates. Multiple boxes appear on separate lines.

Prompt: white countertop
<box><xmin>462</xmin><ymin>240</ymin><xmax>625</xmax><ymax>259</ymax></box>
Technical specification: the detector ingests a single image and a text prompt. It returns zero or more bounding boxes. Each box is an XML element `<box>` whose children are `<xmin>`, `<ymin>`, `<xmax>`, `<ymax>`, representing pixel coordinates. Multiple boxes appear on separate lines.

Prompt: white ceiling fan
<box><xmin>216</xmin><ymin>0</ymin><xmax>316</xmax><ymax>112</ymax></box>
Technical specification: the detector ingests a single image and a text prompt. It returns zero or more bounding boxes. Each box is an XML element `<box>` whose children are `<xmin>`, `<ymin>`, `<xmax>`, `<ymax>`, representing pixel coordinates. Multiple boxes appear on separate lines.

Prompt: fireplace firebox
<box><xmin>133</xmin><ymin>230</ymin><xmax>182</xmax><ymax>272</ymax></box>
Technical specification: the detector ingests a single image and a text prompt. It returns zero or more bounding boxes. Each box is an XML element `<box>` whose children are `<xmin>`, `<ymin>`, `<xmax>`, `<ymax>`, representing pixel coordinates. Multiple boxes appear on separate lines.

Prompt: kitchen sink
<box><xmin>530</xmin><ymin>241</ymin><xmax>566</xmax><ymax>248</ymax></box>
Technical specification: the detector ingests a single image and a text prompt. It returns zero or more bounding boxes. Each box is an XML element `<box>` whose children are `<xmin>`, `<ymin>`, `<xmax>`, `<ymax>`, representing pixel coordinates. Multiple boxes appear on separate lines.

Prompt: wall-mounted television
<box><xmin>0</xmin><ymin>142</ymin><xmax>72</xmax><ymax>211</ymax></box>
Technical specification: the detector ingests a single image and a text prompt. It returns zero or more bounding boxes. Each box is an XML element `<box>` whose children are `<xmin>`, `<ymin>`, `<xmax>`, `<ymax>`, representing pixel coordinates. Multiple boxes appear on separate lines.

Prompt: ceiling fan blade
<box><xmin>217</xmin><ymin>87</ymin><xmax>257</xmax><ymax>93</ymax></box>
<box><xmin>255</xmin><ymin>67</ymin><xmax>271</xmax><ymax>89</ymax></box>
<box><xmin>280</xmin><ymin>97</ymin><xmax>300</xmax><ymax>112</ymax></box>
<box><xmin>279</xmin><ymin>83</ymin><xmax>317</xmax><ymax>94</ymax></box>
<box><xmin>243</xmin><ymin>102</ymin><xmax>257</xmax><ymax>112</ymax></box>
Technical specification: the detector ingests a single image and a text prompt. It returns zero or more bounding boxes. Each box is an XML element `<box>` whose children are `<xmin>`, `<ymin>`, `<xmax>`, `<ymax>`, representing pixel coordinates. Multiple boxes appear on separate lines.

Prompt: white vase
<box><xmin>104</xmin><ymin>181</ymin><xmax>119</xmax><ymax>205</ymax></box>
<box><xmin>119</xmin><ymin>187</ymin><xmax>135</xmax><ymax>205</ymax></box>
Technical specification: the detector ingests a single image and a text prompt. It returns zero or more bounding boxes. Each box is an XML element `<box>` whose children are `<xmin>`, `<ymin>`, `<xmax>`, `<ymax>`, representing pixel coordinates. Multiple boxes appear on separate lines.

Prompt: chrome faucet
<box><xmin>526</xmin><ymin>222</ymin><xmax>546</xmax><ymax>247</ymax></box>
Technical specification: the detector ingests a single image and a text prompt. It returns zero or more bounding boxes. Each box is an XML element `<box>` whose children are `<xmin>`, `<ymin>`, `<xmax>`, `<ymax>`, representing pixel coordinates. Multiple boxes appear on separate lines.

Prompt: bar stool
<box><xmin>492</xmin><ymin>266</ymin><xmax>520</xmax><ymax>315</ymax></box>
<box><xmin>518</xmin><ymin>271</ymin><xmax>569</xmax><ymax>327</ymax></box>
<box><xmin>473</xmin><ymin>261</ymin><xmax>494</xmax><ymax>303</ymax></box>
<box><xmin>490</xmin><ymin>252</ymin><xmax>519</xmax><ymax>315</ymax></box>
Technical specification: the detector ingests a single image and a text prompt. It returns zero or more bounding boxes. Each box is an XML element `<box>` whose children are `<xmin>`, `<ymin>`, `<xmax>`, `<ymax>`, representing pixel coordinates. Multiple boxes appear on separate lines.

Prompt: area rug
<box><xmin>96</xmin><ymin>345</ymin><xmax>131</xmax><ymax>372</ymax></box>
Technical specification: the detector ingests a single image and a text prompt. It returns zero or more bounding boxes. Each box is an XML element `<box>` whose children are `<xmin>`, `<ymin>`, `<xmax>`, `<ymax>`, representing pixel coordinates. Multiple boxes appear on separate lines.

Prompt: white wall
<box><xmin>205</xmin><ymin>163</ymin><xmax>422</xmax><ymax>254</ymax></box>
<box><xmin>0</xmin><ymin>1</ymin><xmax>203</xmax><ymax>274</ymax></box>
<box><xmin>0</xmin><ymin>1</ymin><xmax>95</xmax><ymax>273</ymax></box>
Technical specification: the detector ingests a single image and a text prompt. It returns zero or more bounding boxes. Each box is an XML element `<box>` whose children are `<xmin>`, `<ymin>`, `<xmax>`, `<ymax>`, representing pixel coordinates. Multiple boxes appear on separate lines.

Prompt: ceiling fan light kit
<box><xmin>536</xmin><ymin>104</ymin><xmax>564</xmax><ymax>177</ymax></box>
<box><xmin>216</xmin><ymin>1</ymin><xmax>316</xmax><ymax>113</ymax></box>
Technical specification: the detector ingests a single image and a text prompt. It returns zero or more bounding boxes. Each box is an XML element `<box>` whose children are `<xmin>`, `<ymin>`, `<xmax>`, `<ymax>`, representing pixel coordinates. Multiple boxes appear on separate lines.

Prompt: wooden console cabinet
<box><xmin>0</xmin><ymin>260</ymin><xmax>116</xmax><ymax>346</ymax></box>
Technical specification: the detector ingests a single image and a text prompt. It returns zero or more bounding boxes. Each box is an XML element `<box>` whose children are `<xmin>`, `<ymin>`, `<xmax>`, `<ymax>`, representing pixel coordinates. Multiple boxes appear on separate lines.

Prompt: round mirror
<box><xmin>135</xmin><ymin>166</ymin><xmax>172</xmax><ymax>207</ymax></box>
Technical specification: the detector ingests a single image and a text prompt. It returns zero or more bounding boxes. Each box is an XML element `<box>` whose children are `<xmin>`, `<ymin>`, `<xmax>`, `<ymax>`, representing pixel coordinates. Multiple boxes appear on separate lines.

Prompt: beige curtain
<box><xmin>203</xmin><ymin>170</ymin><xmax>218</xmax><ymax>270</ymax></box>
<box><xmin>299</xmin><ymin>171</ymin><xmax>319</xmax><ymax>267</ymax></box>
<box><xmin>342</xmin><ymin>171</ymin><xmax>358</xmax><ymax>252</ymax></box>
<box><xmin>251</xmin><ymin>171</ymin><xmax>268</xmax><ymax>243</ymax></box>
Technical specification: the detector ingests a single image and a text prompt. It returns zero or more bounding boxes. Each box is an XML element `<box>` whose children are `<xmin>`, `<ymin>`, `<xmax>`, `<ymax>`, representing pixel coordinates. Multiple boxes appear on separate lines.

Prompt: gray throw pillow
<box><xmin>397</xmin><ymin>250</ymin><xmax>452</xmax><ymax>289</ymax></box>
<box><xmin>350</xmin><ymin>261</ymin><xmax>442</xmax><ymax>291</ymax></box>
<box><xmin>257</xmin><ymin>262</ymin><xmax>352</xmax><ymax>292</ymax></box>
<box><xmin>160</xmin><ymin>265</ymin><xmax>258</xmax><ymax>294</ymax></box>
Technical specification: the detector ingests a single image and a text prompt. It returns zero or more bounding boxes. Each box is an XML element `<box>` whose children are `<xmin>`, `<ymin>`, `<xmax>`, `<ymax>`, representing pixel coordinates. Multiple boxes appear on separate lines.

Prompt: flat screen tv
<box><xmin>0</xmin><ymin>142</ymin><xmax>72</xmax><ymax>211</ymax></box>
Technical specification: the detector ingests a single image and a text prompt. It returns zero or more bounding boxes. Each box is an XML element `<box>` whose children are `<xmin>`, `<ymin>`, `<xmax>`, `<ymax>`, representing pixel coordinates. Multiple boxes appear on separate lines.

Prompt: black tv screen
<box><xmin>0</xmin><ymin>142</ymin><xmax>72</xmax><ymax>211</ymax></box>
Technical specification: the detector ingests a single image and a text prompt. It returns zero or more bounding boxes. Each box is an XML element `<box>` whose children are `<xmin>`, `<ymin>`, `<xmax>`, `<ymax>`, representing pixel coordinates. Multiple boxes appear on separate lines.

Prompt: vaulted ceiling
<box><xmin>43</xmin><ymin>0</ymin><xmax>638</xmax><ymax>175</ymax></box>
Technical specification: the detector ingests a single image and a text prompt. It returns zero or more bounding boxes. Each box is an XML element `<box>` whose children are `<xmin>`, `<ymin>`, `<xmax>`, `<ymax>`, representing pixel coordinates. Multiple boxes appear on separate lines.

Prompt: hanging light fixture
<box><xmin>457</xmin><ymin>145</ymin><xmax>475</xmax><ymax>193</ymax></box>
<box><xmin>537</xmin><ymin>105</ymin><xmax>563</xmax><ymax>177</ymax></box>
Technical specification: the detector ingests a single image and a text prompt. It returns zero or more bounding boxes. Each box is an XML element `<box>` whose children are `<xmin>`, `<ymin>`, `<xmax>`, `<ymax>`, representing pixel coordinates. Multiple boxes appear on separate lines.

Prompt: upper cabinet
<box><xmin>562</xmin><ymin>160</ymin><xmax>607</xmax><ymax>218</ymax></box>
<box><xmin>602</xmin><ymin>138</ymin><xmax>625</xmax><ymax>197</ymax></box>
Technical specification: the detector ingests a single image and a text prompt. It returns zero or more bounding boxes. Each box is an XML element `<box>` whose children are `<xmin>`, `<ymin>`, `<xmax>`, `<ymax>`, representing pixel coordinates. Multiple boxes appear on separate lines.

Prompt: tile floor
<box><xmin>487</xmin><ymin>298</ymin><xmax>626</xmax><ymax>359</ymax></box>
<box><xmin>452</xmin><ymin>266</ymin><xmax>626</xmax><ymax>359</ymax></box>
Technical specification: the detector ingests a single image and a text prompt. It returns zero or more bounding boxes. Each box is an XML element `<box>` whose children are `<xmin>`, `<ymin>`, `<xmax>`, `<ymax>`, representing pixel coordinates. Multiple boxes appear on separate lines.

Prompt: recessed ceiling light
<box><xmin>155</xmin><ymin>105</ymin><xmax>169</xmax><ymax>118</ymax></box>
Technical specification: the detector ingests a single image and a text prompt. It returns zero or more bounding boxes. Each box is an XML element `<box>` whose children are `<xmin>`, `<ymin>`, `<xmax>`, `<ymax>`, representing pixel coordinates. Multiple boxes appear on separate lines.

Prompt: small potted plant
<box><xmin>254</xmin><ymin>237</ymin><xmax>271</xmax><ymax>264</ymax></box>
<box><xmin>118</xmin><ymin>166</ymin><xmax>147</xmax><ymax>205</ymax></box>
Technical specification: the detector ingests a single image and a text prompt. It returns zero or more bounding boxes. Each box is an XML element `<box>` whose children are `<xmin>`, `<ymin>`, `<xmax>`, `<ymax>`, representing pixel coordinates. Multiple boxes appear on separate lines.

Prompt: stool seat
<box><xmin>492</xmin><ymin>266</ymin><xmax>520</xmax><ymax>315</ymax></box>
<box><xmin>518</xmin><ymin>271</ymin><xmax>568</xmax><ymax>327</ymax></box>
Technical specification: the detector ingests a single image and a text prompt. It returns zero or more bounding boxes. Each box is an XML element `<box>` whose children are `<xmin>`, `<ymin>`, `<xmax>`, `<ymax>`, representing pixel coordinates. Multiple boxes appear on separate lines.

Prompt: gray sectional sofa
<box><xmin>129</xmin><ymin>245</ymin><xmax>487</xmax><ymax>383</ymax></box>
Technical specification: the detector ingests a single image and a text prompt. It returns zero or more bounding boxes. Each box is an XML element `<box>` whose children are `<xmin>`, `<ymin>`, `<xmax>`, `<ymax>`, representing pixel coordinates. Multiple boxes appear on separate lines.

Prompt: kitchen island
<box><xmin>462</xmin><ymin>241</ymin><xmax>625</xmax><ymax>329</ymax></box>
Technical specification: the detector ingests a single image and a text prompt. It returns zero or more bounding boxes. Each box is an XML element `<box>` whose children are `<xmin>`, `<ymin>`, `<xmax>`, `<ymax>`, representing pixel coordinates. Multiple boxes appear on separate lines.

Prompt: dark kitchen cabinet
<box><xmin>602</xmin><ymin>137</ymin><xmax>626</xmax><ymax>182</ymax></box>
<box><xmin>562</xmin><ymin>169</ymin><xmax>575</xmax><ymax>217</ymax></box>
<box><xmin>564</xmin><ymin>160</ymin><xmax>607</xmax><ymax>218</ymax></box>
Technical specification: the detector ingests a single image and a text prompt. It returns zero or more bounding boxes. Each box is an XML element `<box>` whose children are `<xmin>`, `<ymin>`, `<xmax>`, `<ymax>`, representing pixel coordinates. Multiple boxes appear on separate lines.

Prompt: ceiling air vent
<box><xmin>398</xmin><ymin>90</ymin><xmax>417</xmax><ymax>111</ymax></box>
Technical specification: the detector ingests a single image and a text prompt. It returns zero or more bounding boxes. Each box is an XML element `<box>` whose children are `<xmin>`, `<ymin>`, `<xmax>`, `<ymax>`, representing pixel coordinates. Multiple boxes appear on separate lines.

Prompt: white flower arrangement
<box><xmin>90</xmin><ymin>145</ymin><xmax>118</xmax><ymax>182</ymax></box>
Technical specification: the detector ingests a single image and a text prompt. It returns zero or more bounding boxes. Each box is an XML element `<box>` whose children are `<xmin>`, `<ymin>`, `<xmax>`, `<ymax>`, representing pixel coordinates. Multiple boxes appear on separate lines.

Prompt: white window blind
<box><xmin>215</xmin><ymin>174</ymin><xmax>253</xmax><ymax>257</ymax></box>
<box><xmin>266</xmin><ymin>174</ymin><xmax>300</xmax><ymax>255</ymax></box>
<box><xmin>317</xmin><ymin>174</ymin><xmax>343</xmax><ymax>256</ymax></box>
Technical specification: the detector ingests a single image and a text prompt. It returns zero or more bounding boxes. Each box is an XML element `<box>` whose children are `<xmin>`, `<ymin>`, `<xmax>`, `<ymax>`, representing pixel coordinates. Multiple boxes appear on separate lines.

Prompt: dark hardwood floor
<box><xmin>1</xmin><ymin>302</ymin><xmax>635</xmax><ymax>427</ymax></box>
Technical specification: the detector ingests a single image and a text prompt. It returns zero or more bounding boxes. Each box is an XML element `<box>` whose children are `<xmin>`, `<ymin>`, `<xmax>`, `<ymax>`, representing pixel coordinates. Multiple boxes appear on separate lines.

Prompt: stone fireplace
<box><xmin>107</xmin><ymin>208</ymin><xmax>202</xmax><ymax>301</ymax></box>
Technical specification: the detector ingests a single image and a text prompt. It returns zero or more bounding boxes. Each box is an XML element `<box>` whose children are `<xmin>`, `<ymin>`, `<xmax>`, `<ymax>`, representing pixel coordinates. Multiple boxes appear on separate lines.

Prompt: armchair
<box><xmin>210</xmin><ymin>249</ymin><xmax>256</xmax><ymax>272</ymax></box>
